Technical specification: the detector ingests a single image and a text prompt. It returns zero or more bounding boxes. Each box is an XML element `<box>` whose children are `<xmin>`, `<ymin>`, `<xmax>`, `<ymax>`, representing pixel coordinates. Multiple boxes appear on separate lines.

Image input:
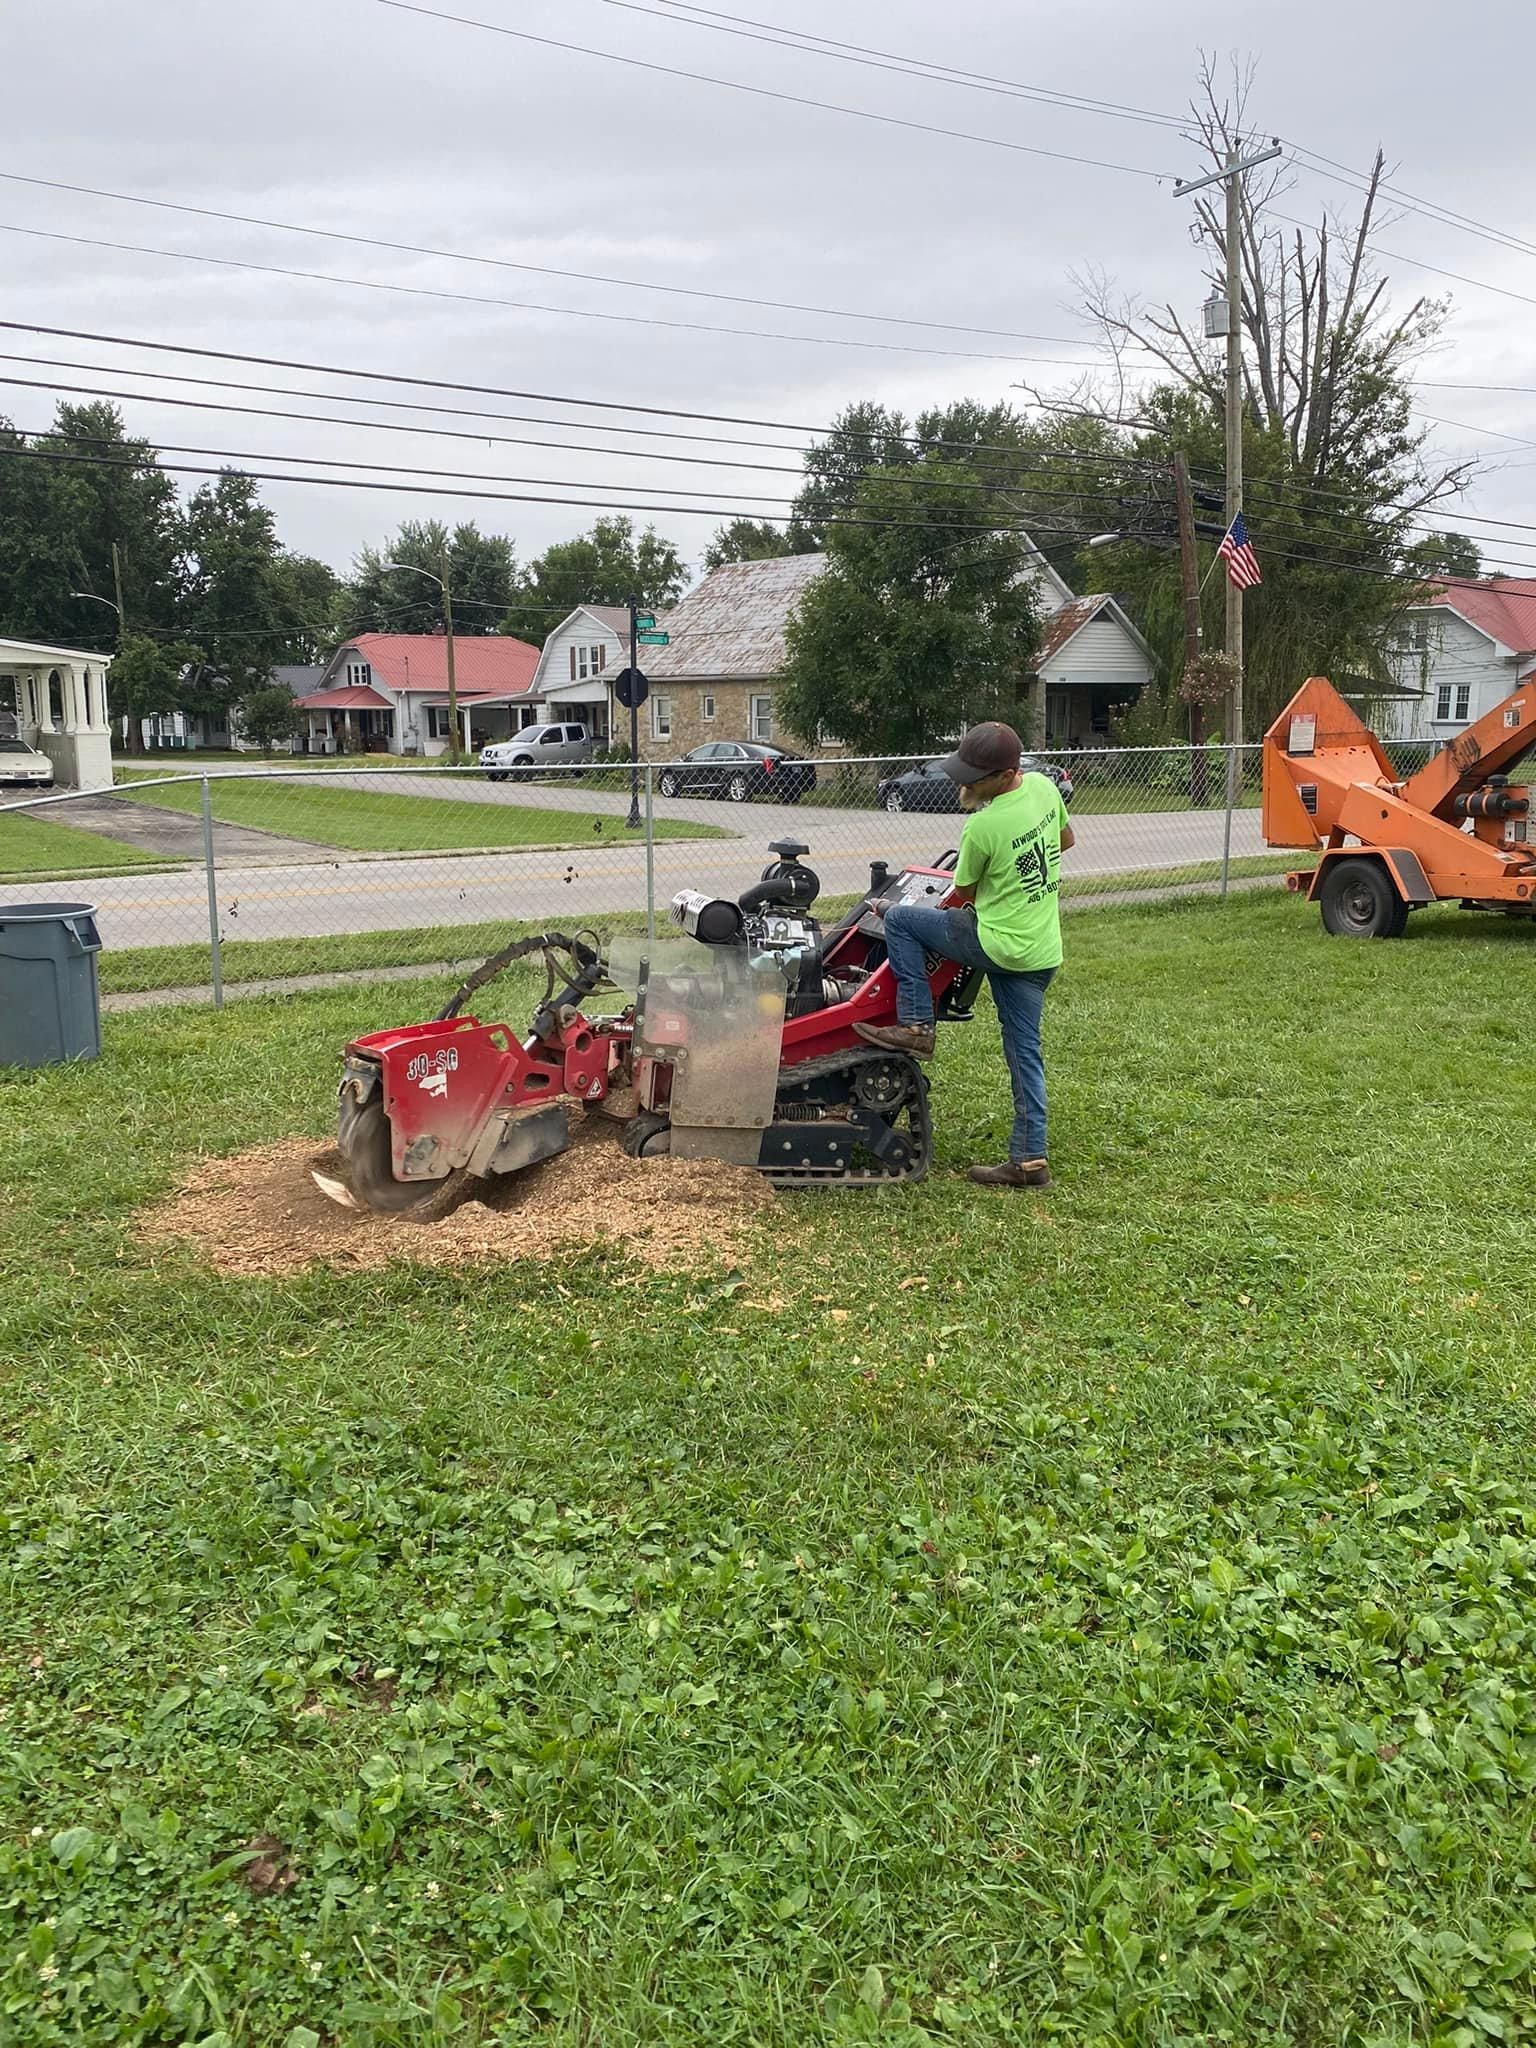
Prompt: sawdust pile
<box><xmin>135</xmin><ymin>1132</ymin><xmax>776</xmax><ymax>1278</ymax></box>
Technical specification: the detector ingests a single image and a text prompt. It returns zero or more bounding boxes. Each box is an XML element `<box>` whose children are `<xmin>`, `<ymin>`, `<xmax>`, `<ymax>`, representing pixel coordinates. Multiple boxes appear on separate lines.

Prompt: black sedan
<box><xmin>656</xmin><ymin>741</ymin><xmax>817</xmax><ymax>803</ymax></box>
<box><xmin>876</xmin><ymin>755</ymin><xmax>1073</xmax><ymax>813</ymax></box>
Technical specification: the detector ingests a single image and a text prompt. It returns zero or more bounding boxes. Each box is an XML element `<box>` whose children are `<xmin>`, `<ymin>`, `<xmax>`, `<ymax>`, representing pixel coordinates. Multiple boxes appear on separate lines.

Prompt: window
<box><xmin>701</xmin><ymin>692</ymin><xmax>716</xmax><ymax>721</ymax></box>
<box><xmin>345</xmin><ymin>660</ymin><xmax>371</xmax><ymax>689</ymax></box>
<box><xmin>427</xmin><ymin>704</ymin><xmax>456</xmax><ymax>740</ymax></box>
<box><xmin>651</xmin><ymin>693</ymin><xmax>674</xmax><ymax>741</ymax></box>
<box><xmin>574</xmin><ymin>643</ymin><xmax>607</xmax><ymax>680</ymax></box>
<box><xmin>1435</xmin><ymin>681</ymin><xmax>1472</xmax><ymax>722</ymax></box>
<box><xmin>750</xmin><ymin>694</ymin><xmax>773</xmax><ymax>743</ymax></box>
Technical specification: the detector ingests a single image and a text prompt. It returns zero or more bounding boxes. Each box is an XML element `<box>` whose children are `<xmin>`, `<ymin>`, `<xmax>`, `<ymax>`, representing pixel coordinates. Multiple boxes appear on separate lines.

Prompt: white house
<box><xmin>0</xmin><ymin>637</ymin><xmax>115</xmax><ymax>789</ymax></box>
<box><xmin>297</xmin><ymin>632</ymin><xmax>542</xmax><ymax>756</ymax></box>
<box><xmin>1386</xmin><ymin>577</ymin><xmax>1536</xmax><ymax>741</ymax></box>
<box><xmin>528</xmin><ymin>605</ymin><xmax>630</xmax><ymax>742</ymax></box>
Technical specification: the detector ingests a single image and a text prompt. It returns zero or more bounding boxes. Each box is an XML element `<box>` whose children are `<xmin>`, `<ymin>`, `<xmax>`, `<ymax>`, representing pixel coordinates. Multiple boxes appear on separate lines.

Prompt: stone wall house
<box><xmin>632</xmin><ymin>554</ymin><xmax>827</xmax><ymax>761</ymax></box>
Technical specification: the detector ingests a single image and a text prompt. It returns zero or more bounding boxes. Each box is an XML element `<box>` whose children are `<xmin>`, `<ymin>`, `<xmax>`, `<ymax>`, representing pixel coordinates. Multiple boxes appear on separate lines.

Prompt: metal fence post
<box><xmin>200</xmin><ymin>776</ymin><xmax>224</xmax><ymax>1008</ymax></box>
<box><xmin>644</xmin><ymin>762</ymin><xmax>656</xmax><ymax>941</ymax></box>
<box><xmin>1219</xmin><ymin>743</ymin><xmax>1237</xmax><ymax>899</ymax></box>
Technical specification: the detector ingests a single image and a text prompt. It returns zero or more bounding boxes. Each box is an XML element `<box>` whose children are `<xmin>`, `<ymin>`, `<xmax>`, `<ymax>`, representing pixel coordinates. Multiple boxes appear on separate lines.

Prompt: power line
<box><xmin>1285</xmin><ymin>141</ymin><xmax>1536</xmax><ymax>269</ymax></box>
<box><xmin>2</xmin><ymin>367</ymin><xmax>1185</xmax><ymax>504</ymax></box>
<box><xmin>600</xmin><ymin>0</ymin><xmax>1188</xmax><ymax>131</ymax></box>
<box><xmin>11</xmin><ymin>440</ymin><xmax>1524</xmax><ymax>589</ymax></box>
<box><xmin>0</xmin><ymin>317</ymin><xmax>1185</xmax><ymax>465</ymax></box>
<box><xmin>370</xmin><ymin>0</ymin><xmax>1172</xmax><ymax>182</ymax></box>
<box><xmin>0</xmin><ymin>220</ymin><xmax>1118</xmax><ymax>369</ymax></box>
<box><xmin>0</xmin><ymin>169</ymin><xmax>1138</xmax><ymax>357</ymax></box>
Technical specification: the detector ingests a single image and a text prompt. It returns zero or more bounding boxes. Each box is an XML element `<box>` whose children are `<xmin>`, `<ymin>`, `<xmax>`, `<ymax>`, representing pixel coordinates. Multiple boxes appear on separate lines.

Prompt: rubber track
<box><xmin>765</xmin><ymin>1046</ymin><xmax>932</xmax><ymax>1187</ymax></box>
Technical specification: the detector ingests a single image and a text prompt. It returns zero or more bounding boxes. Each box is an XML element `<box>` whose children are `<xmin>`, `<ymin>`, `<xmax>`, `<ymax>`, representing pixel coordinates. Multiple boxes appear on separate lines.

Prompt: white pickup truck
<box><xmin>481</xmin><ymin>722</ymin><xmax>596</xmax><ymax>780</ymax></box>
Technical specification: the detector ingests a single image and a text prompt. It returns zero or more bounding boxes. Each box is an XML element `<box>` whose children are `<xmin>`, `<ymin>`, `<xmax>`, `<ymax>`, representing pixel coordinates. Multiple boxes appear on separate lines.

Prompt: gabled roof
<box><xmin>1032</xmin><ymin>592</ymin><xmax>1155</xmax><ymax>669</ymax></box>
<box><xmin>1425</xmin><ymin>577</ymin><xmax>1536</xmax><ymax>656</ymax></box>
<box><xmin>298</xmin><ymin>684</ymin><xmax>392</xmax><ymax>711</ymax></box>
<box><xmin>579</xmin><ymin>604</ymin><xmax>630</xmax><ymax>636</ymax></box>
<box><xmin>325</xmin><ymin>632</ymin><xmax>542</xmax><ymax>699</ymax></box>
<box><xmin>644</xmin><ymin>554</ymin><xmax>825</xmax><ymax>679</ymax></box>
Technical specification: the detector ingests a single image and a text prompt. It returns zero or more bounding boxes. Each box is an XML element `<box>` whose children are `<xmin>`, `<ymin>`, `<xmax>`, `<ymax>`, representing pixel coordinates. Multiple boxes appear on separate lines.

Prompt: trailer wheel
<box><xmin>1319</xmin><ymin>857</ymin><xmax>1409</xmax><ymax>939</ymax></box>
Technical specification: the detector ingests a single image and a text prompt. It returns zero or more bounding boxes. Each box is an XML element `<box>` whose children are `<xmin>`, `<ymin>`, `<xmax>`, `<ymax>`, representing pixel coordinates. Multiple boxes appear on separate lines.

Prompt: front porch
<box><xmin>0</xmin><ymin>638</ymin><xmax>115</xmax><ymax>789</ymax></box>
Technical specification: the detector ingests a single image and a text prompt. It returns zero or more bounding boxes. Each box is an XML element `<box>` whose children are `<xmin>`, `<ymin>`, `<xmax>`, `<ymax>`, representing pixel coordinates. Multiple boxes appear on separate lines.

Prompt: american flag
<box><xmin>1217</xmin><ymin>511</ymin><xmax>1263</xmax><ymax>589</ymax></box>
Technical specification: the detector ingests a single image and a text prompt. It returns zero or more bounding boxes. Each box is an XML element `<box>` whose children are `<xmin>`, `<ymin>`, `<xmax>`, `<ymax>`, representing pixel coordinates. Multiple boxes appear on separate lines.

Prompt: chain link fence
<box><xmin>1</xmin><ymin>743</ymin><xmax>1316</xmax><ymax>1006</ymax></box>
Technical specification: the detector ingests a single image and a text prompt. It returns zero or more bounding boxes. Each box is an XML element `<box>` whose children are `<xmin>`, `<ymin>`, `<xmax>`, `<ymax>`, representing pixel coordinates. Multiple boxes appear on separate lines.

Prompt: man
<box><xmin>856</xmin><ymin>721</ymin><xmax>1073</xmax><ymax>1189</ymax></box>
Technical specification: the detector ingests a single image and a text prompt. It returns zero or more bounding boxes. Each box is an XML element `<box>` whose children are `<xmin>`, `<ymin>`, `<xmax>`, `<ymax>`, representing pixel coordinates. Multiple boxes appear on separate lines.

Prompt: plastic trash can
<box><xmin>0</xmin><ymin>902</ymin><xmax>103</xmax><ymax>1068</ymax></box>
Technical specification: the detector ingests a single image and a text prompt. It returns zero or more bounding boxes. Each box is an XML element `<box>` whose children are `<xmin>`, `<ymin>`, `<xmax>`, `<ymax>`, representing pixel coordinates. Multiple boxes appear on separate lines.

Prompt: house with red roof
<box><xmin>297</xmin><ymin>632</ymin><xmax>542</xmax><ymax>756</ymax></box>
<box><xmin>1389</xmin><ymin>577</ymin><xmax>1536</xmax><ymax>740</ymax></box>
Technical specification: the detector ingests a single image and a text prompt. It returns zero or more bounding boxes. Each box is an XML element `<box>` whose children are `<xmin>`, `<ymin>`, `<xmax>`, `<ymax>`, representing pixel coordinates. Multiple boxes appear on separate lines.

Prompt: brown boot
<box><xmin>967</xmin><ymin>1159</ymin><xmax>1052</xmax><ymax>1189</ymax></box>
<box><xmin>854</xmin><ymin>1020</ymin><xmax>936</xmax><ymax>1058</ymax></box>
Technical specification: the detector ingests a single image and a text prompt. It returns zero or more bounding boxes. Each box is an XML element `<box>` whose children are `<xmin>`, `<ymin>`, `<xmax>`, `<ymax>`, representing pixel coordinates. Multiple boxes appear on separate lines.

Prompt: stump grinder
<box><xmin>317</xmin><ymin>839</ymin><xmax>977</xmax><ymax>1217</ymax></box>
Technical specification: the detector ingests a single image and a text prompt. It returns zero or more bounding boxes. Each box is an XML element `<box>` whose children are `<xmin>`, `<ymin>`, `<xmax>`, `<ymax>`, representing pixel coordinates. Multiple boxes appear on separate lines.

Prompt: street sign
<box><xmin>633</xmin><ymin>612</ymin><xmax>656</xmax><ymax>632</ymax></box>
<box><xmin>613</xmin><ymin>664</ymin><xmax>649</xmax><ymax>708</ymax></box>
<box><xmin>637</xmin><ymin>629</ymin><xmax>670</xmax><ymax>646</ymax></box>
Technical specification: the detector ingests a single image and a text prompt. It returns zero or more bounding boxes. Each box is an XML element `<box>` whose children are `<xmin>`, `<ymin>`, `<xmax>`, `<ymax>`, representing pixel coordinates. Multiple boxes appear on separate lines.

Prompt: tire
<box><xmin>727</xmin><ymin>773</ymin><xmax>750</xmax><ymax>803</ymax></box>
<box><xmin>884</xmin><ymin>788</ymin><xmax>905</xmax><ymax>813</ymax></box>
<box><xmin>658</xmin><ymin>771</ymin><xmax>680</xmax><ymax>798</ymax></box>
<box><xmin>1319</xmin><ymin>857</ymin><xmax>1409</xmax><ymax>939</ymax></box>
<box><xmin>336</xmin><ymin>1095</ymin><xmax>473</xmax><ymax>1219</ymax></box>
<box><xmin>485</xmin><ymin>770</ymin><xmax>506</xmax><ymax>783</ymax></box>
<box><xmin>621</xmin><ymin>1111</ymin><xmax>672</xmax><ymax>1159</ymax></box>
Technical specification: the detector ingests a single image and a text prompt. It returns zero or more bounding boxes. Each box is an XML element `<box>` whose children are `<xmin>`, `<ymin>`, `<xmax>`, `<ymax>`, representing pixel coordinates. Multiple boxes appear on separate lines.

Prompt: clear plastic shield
<box><xmin>613</xmin><ymin>937</ymin><xmax>788</xmax><ymax>1160</ymax></box>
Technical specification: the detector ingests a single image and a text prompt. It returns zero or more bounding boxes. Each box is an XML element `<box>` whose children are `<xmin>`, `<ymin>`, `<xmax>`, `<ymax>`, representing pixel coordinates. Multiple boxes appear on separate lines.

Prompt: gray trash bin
<box><xmin>0</xmin><ymin>902</ymin><xmax>103</xmax><ymax>1068</ymax></box>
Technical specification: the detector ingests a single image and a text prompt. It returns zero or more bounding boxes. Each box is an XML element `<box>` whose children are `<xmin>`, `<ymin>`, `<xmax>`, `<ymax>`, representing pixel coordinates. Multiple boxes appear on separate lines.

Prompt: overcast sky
<box><xmin>7</xmin><ymin>0</ymin><xmax>1536</xmax><ymax>600</ymax></box>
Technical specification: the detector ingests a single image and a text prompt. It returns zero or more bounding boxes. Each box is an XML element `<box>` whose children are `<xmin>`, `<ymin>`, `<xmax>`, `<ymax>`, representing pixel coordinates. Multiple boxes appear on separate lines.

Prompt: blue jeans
<box><xmin>882</xmin><ymin>903</ymin><xmax>1056</xmax><ymax>1162</ymax></box>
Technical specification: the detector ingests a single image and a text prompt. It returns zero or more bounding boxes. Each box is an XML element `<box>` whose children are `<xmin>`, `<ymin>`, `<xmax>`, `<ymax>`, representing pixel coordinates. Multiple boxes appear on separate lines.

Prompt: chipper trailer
<box><xmin>315</xmin><ymin>838</ymin><xmax>984</xmax><ymax>1218</ymax></box>
<box><xmin>1262</xmin><ymin>673</ymin><xmax>1536</xmax><ymax>937</ymax></box>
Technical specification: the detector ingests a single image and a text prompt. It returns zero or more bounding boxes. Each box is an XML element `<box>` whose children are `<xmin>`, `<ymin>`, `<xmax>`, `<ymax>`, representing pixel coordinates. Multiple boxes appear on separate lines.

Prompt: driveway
<box><xmin>21</xmin><ymin>793</ymin><xmax>341</xmax><ymax>866</ymax></box>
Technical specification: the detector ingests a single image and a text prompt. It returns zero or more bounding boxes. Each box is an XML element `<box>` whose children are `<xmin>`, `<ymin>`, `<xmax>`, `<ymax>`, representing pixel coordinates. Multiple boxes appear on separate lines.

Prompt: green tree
<box><xmin>177</xmin><ymin>473</ymin><xmax>326</xmax><ymax>723</ymax></box>
<box><xmin>1404</xmin><ymin>531</ymin><xmax>1482</xmax><ymax>580</ymax></box>
<box><xmin>105</xmin><ymin>633</ymin><xmax>203</xmax><ymax>727</ymax></box>
<box><xmin>347</xmin><ymin>519</ymin><xmax>518</xmax><ymax>636</ymax></box>
<box><xmin>778</xmin><ymin>462</ymin><xmax>1043</xmax><ymax>755</ymax></box>
<box><xmin>238</xmin><ymin>683</ymin><xmax>303</xmax><ymax>754</ymax></box>
<box><xmin>703</xmin><ymin>518</ymin><xmax>791</xmax><ymax>571</ymax></box>
<box><xmin>506</xmin><ymin>516</ymin><xmax>687</xmax><ymax>642</ymax></box>
<box><xmin>0</xmin><ymin>403</ymin><xmax>181</xmax><ymax>645</ymax></box>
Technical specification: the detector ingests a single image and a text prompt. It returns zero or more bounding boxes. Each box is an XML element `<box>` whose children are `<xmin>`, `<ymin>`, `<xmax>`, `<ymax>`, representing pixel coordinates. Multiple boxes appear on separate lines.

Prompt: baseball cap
<box><xmin>939</xmin><ymin>720</ymin><xmax>1023</xmax><ymax>786</ymax></box>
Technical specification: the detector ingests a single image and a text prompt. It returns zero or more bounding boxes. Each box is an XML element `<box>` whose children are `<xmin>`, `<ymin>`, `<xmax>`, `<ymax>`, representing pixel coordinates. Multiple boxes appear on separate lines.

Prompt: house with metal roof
<box><xmin>524</xmin><ymin>542</ymin><xmax>1154</xmax><ymax>761</ymax></box>
<box><xmin>1387</xmin><ymin>576</ymin><xmax>1536</xmax><ymax>740</ymax></box>
<box><xmin>298</xmin><ymin>632</ymin><xmax>542</xmax><ymax>755</ymax></box>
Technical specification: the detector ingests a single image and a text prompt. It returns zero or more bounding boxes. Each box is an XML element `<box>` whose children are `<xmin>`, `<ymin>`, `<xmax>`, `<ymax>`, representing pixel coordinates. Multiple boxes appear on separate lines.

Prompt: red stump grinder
<box><xmin>321</xmin><ymin>840</ymin><xmax>979</xmax><ymax>1217</ymax></box>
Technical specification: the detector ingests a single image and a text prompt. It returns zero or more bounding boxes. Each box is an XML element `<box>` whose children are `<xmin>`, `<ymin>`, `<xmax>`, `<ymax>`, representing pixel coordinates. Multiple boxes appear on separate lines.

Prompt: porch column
<box><xmin>33</xmin><ymin>671</ymin><xmax>54</xmax><ymax>734</ymax></box>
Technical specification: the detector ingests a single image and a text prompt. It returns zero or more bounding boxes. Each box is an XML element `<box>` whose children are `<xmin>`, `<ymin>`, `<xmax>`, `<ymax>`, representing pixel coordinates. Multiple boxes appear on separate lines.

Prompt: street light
<box><xmin>69</xmin><ymin>589</ymin><xmax>121</xmax><ymax>630</ymax></box>
<box><xmin>384</xmin><ymin>560</ymin><xmax>460</xmax><ymax>761</ymax></box>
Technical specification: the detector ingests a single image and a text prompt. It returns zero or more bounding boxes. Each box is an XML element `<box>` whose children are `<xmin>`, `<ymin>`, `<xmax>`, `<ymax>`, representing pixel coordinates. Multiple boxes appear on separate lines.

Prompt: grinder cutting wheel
<box><xmin>316</xmin><ymin>837</ymin><xmax>986</xmax><ymax>1216</ymax></box>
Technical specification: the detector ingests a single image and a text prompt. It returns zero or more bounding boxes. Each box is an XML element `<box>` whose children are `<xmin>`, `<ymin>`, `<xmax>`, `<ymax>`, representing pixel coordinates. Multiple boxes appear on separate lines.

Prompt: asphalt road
<box><xmin>2</xmin><ymin>786</ymin><xmax>1267</xmax><ymax>951</ymax></box>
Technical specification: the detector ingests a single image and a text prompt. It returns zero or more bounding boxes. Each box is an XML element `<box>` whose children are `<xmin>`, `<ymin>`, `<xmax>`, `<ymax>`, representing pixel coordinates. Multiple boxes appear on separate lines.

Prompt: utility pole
<box><xmin>625</xmin><ymin>592</ymin><xmax>642</xmax><ymax>828</ymax></box>
<box><xmin>1172</xmin><ymin>451</ymin><xmax>1207</xmax><ymax>806</ymax></box>
<box><xmin>440</xmin><ymin>558</ymin><xmax>461</xmax><ymax>761</ymax></box>
<box><xmin>1223</xmin><ymin>149</ymin><xmax>1244</xmax><ymax>752</ymax></box>
<box><xmin>110</xmin><ymin>541</ymin><xmax>126</xmax><ymax>643</ymax></box>
<box><xmin>1173</xmin><ymin>139</ymin><xmax>1281</xmax><ymax>756</ymax></box>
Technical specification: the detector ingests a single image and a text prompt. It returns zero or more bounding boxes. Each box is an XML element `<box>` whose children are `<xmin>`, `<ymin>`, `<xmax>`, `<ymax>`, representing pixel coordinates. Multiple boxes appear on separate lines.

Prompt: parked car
<box><xmin>481</xmin><ymin>722</ymin><xmax>594</xmax><ymax>780</ymax></box>
<box><xmin>875</xmin><ymin>755</ymin><xmax>1073</xmax><ymax>813</ymax></box>
<box><xmin>0</xmin><ymin>736</ymin><xmax>55</xmax><ymax>790</ymax></box>
<box><xmin>656</xmin><ymin>742</ymin><xmax>817</xmax><ymax>803</ymax></box>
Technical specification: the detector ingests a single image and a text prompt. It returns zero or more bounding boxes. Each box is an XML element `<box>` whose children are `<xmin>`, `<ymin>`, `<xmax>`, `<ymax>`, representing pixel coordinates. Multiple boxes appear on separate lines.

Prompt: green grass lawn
<box><xmin>0</xmin><ymin>809</ymin><xmax>165</xmax><ymax>884</ymax></box>
<box><xmin>114</xmin><ymin>772</ymin><xmax>726</xmax><ymax>855</ymax></box>
<box><xmin>5</xmin><ymin>895</ymin><xmax>1536</xmax><ymax>2045</ymax></box>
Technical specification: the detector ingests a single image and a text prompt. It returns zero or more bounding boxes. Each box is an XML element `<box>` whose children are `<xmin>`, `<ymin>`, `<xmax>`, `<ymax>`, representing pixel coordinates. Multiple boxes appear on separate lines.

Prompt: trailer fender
<box><xmin>1306</xmin><ymin>847</ymin><xmax>1434</xmax><ymax>906</ymax></box>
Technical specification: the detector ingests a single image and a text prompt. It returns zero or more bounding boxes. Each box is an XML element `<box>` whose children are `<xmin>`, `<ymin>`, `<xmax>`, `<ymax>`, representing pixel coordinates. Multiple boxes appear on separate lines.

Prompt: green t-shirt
<box><xmin>952</xmin><ymin>772</ymin><xmax>1068</xmax><ymax>972</ymax></box>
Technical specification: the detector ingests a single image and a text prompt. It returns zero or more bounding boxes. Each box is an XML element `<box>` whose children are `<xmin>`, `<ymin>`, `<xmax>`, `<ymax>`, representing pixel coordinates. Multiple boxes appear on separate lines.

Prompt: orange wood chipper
<box><xmin>1262</xmin><ymin>674</ymin><xmax>1536</xmax><ymax>936</ymax></box>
